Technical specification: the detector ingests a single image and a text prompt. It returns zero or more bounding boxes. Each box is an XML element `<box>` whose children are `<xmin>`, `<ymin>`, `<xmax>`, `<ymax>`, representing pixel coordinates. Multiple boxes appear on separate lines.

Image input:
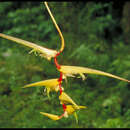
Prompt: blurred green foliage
<box><xmin>0</xmin><ymin>2</ymin><xmax>130</xmax><ymax>128</ymax></box>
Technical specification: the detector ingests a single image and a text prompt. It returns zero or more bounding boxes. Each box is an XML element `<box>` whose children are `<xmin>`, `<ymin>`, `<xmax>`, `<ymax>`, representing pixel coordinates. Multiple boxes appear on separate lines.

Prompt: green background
<box><xmin>0</xmin><ymin>2</ymin><xmax>130</xmax><ymax>128</ymax></box>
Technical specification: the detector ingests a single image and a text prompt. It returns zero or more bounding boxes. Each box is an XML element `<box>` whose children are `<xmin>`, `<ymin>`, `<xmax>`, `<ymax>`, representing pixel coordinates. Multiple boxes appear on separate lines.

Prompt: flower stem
<box><xmin>62</xmin><ymin>104</ymin><xmax>67</xmax><ymax>111</ymax></box>
<box><xmin>58</xmin><ymin>72</ymin><xmax>63</xmax><ymax>94</ymax></box>
<box><xmin>44</xmin><ymin>2</ymin><xmax>65</xmax><ymax>53</ymax></box>
<box><xmin>54</xmin><ymin>56</ymin><xmax>61</xmax><ymax>69</ymax></box>
<box><xmin>54</xmin><ymin>55</ymin><xmax>67</xmax><ymax>112</ymax></box>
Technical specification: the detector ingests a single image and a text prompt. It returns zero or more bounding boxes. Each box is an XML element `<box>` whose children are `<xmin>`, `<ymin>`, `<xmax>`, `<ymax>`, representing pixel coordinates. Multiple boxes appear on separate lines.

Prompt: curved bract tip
<box><xmin>40</xmin><ymin>112</ymin><xmax>62</xmax><ymax>120</ymax></box>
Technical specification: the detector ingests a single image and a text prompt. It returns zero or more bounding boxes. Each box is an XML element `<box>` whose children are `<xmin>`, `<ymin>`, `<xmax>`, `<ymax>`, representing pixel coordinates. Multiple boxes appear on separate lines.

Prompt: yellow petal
<box><xmin>59</xmin><ymin>92</ymin><xmax>79</xmax><ymax>109</ymax></box>
<box><xmin>60</xmin><ymin>65</ymin><xmax>130</xmax><ymax>82</ymax></box>
<box><xmin>79</xmin><ymin>73</ymin><xmax>86</xmax><ymax>80</ymax></box>
<box><xmin>78</xmin><ymin>106</ymin><xmax>87</xmax><ymax>109</ymax></box>
<box><xmin>0</xmin><ymin>33</ymin><xmax>57</xmax><ymax>60</ymax></box>
<box><xmin>46</xmin><ymin>87</ymin><xmax>51</xmax><ymax>99</ymax></box>
<box><xmin>40</xmin><ymin>112</ymin><xmax>61</xmax><ymax>120</ymax></box>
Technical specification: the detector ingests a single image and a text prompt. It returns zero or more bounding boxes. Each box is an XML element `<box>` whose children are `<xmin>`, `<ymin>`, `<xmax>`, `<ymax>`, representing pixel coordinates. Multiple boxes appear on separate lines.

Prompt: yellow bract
<box><xmin>40</xmin><ymin>105</ymin><xmax>86</xmax><ymax>122</ymax></box>
<box><xmin>23</xmin><ymin>78</ymin><xmax>62</xmax><ymax>98</ymax></box>
<box><xmin>65</xmin><ymin>105</ymin><xmax>86</xmax><ymax>115</ymax></box>
<box><xmin>0</xmin><ymin>33</ymin><xmax>58</xmax><ymax>61</ymax></box>
<box><xmin>40</xmin><ymin>112</ymin><xmax>61</xmax><ymax>120</ymax></box>
<box><xmin>59</xmin><ymin>65</ymin><xmax>130</xmax><ymax>82</ymax></box>
<box><xmin>59</xmin><ymin>92</ymin><xmax>79</xmax><ymax>109</ymax></box>
<box><xmin>63</xmin><ymin>105</ymin><xmax>86</xmax><ymax>123</ymax></box>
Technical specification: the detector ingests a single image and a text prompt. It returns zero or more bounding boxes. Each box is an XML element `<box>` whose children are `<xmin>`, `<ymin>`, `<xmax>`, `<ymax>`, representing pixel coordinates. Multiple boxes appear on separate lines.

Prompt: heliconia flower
<box><xmin>22</xmin><ymin>78</ymin><xmax>64</xmax><ymax>98</ymax></box>
<box><xmin>63</xmin><ymin>105</ymin><xmax>87</xmax><ymax>123</ymax></box>
<box><xmin>59</xmin><ymin>65</ymin><xmax>130</xmax><ymax>82</ymax></box>
<box><xmin>0</xmin><ymin>33</ymin><xmax>58</xmax><ymax>60</ymax></box>
<box><xmin>59</xmin><ymin>92</ymin><xmax>79</xmax><ymax>109</ymax></box>
<box><xmin>65</xmin><ymin>105</ymin><xmax>86</xmax><ymax>116</ymax></box>
<box><xmin>40</xmin><ymin>105</ymin><xmax>86</xmax><ymax>122</ymax></box>
<box><xmin>40</xmin><ymin>112</ymin><xmax>62</xmax><ymax>120</ymax></box>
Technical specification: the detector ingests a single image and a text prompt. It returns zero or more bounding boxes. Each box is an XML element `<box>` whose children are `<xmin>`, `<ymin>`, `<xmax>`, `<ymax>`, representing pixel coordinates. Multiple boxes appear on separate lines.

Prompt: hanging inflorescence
<box><xmin>0</xmin><ymin>2</ymin><xmax>130</xmax><ymax>123</ymax></box>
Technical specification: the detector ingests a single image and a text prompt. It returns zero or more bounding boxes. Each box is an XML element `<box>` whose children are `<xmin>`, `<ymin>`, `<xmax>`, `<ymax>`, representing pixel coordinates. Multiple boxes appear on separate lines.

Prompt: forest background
<box><xmin>0</xmin><ymin>1</ymin><xmax>130</xmax><ymax>128</ymax></box>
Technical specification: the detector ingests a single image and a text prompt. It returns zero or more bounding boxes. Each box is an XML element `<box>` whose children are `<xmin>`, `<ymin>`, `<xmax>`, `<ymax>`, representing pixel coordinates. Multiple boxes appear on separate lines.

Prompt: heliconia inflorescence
<box><xmin>0</xmin><ymin>2</ymin><xmax>130</xmax><ymax>123</ymax></box>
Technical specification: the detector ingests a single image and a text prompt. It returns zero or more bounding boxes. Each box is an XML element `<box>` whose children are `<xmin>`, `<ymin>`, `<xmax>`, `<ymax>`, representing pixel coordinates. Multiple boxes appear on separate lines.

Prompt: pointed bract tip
<box><xmin>40</xmin><ymin>112</ymin><xmax>61</xmax><ymax>121</ymax></box>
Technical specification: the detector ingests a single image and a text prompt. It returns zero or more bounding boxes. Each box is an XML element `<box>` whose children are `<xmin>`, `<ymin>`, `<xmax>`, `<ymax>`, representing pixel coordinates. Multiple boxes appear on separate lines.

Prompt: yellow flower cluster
<box><xmin>0</xmin><ymin>2</ymin><xmax>129</xmax><ymax>123</ymax></box>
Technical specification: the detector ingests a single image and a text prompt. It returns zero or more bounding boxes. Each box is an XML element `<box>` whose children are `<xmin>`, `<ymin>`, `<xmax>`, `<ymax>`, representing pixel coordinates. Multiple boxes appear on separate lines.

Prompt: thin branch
<box><xmin>44</xmin><ymin>2</ymin><xmax>65</xmax><ymax>53</ymax></box>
